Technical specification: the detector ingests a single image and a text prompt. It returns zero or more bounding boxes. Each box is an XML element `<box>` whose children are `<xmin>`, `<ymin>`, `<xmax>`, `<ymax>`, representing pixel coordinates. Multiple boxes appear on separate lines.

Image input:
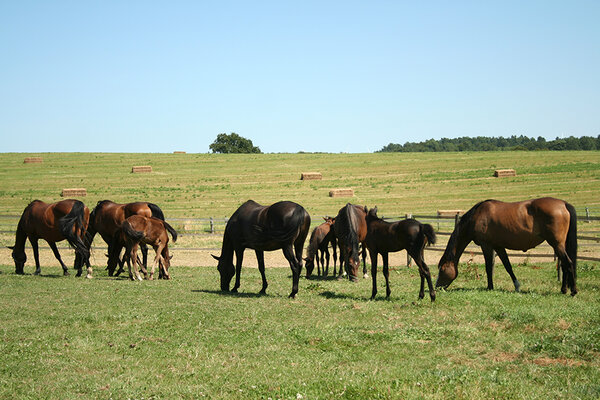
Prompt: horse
<box><xmin>334</xmin><ymin>203</ymin><xmax>368</xmax><ymax>282</ymax></box>
<box><xmin>87</xmin><ymin>200</ymin><xmax>167</xmax><ymax>275</ymax></box>
<box><xmin>212</xmin><ymin>200</ymin><xmax>311</xmax><ymax>298</ymax></box>
<box><xmin>304</xmin><ymin>217</ymin><xmax>337</xmax><ymax>277</ymax></box>
<box><xmin>9</xmin><ymin>199</ymin><xmax>93</xmax><ymax>278</ymax></box>
<box><xmin>110</xmin><ymin>215</ymin><xmax>177</xmax><ymax>281</ymax></box>
<box><xmin>365</xmin><ymin>207</ymin><xmax>437</xmax><ymax>301</ymax></box>
<box><xmin>436</xmin><ymin>197</ymin><xmax>577</xmax><ymax>295</ymax></box>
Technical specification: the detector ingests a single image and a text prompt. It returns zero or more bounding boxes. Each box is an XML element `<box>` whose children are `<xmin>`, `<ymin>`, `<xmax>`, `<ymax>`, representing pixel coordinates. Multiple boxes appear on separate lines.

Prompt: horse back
<box><xmin>124</xmin><ymin>202</ymin><xmax>153</xmax><ymax>219</ymax></box>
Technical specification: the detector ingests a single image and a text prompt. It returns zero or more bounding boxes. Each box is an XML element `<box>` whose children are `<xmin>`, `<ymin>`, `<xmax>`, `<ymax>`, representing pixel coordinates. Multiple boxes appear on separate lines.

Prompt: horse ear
<box><xmin>323</xmin><ymin>216</ymin><xmax>327</xmax><ymax>221</ymax></box>
<box><xmin>211</xmin><ymin>254</ymin><xmax>221</xmax><ymax>261</ymax></box>
<box><xmin>373</xmin><ymin>206</ymin><xmax>378</xmax><ymax>214</ymax></box>
<box><xmin>169</xmin><ymin>255</ymin><xmax>173</xmax><ymax>260</ymax></box>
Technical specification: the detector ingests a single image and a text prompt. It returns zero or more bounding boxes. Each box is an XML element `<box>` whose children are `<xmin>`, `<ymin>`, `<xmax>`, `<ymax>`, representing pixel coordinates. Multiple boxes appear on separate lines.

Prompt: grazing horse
<box><xmin>304</xmin><ymin>217</ymin><xmax>337</xmax><ymax>277</ymax></box>
<box><xmin>365</xmin><ymin>207</ymin><xmax>437</xmax><ymax>301</ymax></box>
<box><xmin>212</xmin><ymin>200</ymin><xmax>311</xmax><ymax>298</ymax></box>
<box><xmin>87</xmin><ymin>200</ymin><xmax>167</xmax><ymax>275</ymax></box>
<box><xmin>111</xmin><ymin>215</ymin><xmax>177</xmax><ymax>281</ymax></box>
<box><xmin>334</xmin><ymin>203</ymin><xmax>368</xmax><ymax>282</ymax></box>
<box><xmin>10</xmin><ymin>199</ymin><xmax>92</xmax><ymax>278</ymax></box>
<box><xmin>436</xmin><ymin>197</ymin><xmax>578</xmax><ymax>295</ymax></box>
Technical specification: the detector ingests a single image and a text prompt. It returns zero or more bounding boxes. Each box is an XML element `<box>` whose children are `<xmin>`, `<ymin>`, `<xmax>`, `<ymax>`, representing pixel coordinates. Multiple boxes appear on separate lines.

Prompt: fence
<box><xmin>1</xmin><ymin>209</ymin><xmax>599</xmax><ymax>262</ymax></box>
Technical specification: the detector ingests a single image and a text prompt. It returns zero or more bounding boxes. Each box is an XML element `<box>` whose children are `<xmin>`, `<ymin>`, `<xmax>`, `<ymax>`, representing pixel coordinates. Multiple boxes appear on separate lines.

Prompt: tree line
<box><xmin>377</xmin><ymin>135</ymin><xmax>600</xmax><ymax>152</ymax></box>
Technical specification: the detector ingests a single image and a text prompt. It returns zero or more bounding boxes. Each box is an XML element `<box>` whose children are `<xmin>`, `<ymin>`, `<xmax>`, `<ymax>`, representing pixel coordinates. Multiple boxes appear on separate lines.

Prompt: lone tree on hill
<box><xmin>209</xmin><ymin>132</ymin><xmax>262</xmax><ymax>154</ymax></box>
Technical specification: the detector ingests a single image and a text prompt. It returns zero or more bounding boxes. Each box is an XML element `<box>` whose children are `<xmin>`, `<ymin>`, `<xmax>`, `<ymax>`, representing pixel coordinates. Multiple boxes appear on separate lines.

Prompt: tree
<box><xmin>209</xmin><ymin>132</ymin><xmax>262</xmax><ymax>154</ymax></box>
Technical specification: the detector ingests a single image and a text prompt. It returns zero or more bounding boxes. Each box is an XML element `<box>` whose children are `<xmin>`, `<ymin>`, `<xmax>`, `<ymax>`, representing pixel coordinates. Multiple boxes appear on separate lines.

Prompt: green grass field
<box><xmin>0</xmin><ymin>264</ymin><xmax>599</xmax><ymax>399</ymax></box>
<box><xmin>1</xmin><ymin>151</ymin><xmax>599</xmax><ymax>399</ymax></box>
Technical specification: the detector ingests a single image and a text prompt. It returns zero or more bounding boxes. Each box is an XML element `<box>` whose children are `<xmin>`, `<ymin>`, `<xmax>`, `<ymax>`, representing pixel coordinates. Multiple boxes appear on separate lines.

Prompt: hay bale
<box><xmin>437</xmin><ymin>210</ymin><xmax>464</xmax><ymax>218</ymax></box>
<box><xmin>494</xmin><ymin>169</ymin><xmax>516</xmax><ymax>177</ymax></box>
<box><xmin>61</xmin><ymin>188</ymin><xmax>87</xmax><ymax>197</ymax></box>
<box><xmin>300</xmin><ymin>172</ymin><xmax>322</xmax><ymax>180</ymax></box>
<box><xmin>173</xmin><ymin>151</ymin><xmax>186</xmax><ymax>154</ymax></box>
<box><xmin>329</xmin><ymin>188</ymin><xmax>354</xmax><ymax>197</ymax></box>
<box><xmin>24</xmin><ymin>157</ymin><xmax>43</xmax><ymax>164</ymax></box>
<box><xmin>132</xmin><ymin>165</ymin><xmax>152</xmax><ymax>173</ymax></box>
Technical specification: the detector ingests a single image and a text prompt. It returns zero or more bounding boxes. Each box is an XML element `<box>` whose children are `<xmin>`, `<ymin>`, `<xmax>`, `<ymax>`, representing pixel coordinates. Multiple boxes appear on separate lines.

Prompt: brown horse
<box><xmin>110</xmin><ymin>215</ymin><xmax>177</xmax><ymax>281</ymax></box>
<box><xmin>10</xmin><ymin>199</ymin><xmax>92</xmax><ymax>278</ymax></box>
<box><xmin>436</xmin><ymin>197</ymin><xmax>578</xmax><ymax>295</ymax></box>
<box><xmin>365</xmin><ymin>207</ymin><xmax>437</xmax><ymax>301</ymax></box>
<box><xmin>334</xmin><ymin>203</ymin><xmax>368</xmax><ymax>282</ymax></box>
<box><xmin>304</xmin><ymin>217</ymin><xmax>337</xmax><ymax>277</ymax></box>
<box><xmin>212</xmin><ymin>200</ymin><xmax>311</xmax><ymax>298</ymax></box>
<box><xmin>87</xmin><ymin>200</ymin><xmax>167</xmax><ymax>275</ymax></box>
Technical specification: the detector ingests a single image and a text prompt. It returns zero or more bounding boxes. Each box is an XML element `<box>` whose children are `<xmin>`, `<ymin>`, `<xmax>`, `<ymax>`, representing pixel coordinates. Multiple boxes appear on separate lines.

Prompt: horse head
<box><xmin>9</xmin><ymin>246</ymin><xmax>26</xmax><ymax>274</ymax></box>
<box><xmin>303</xmin><ymin>256</ymin><xmax>315</xmax><ymax>277</ymax></box>
<box><xmin>212</xmin><ymin>254</ymin><xmax>234</xmax><ymax>291</ymax></box>
<box><xmin>436</xmin><ymin>255</ymin><xmax>458</xmax><ymax>288</ymax></box>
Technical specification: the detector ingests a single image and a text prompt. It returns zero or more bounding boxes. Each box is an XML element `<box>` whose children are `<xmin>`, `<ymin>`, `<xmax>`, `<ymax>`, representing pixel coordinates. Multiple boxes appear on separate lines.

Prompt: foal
<box><xmin>112</xmin><ymin>216</ymin><xmax>177</xmax><ymax>281</ymax></box>
<box><xmin>304</xmin><ymin>217</ymin><xmax>337</xmax><ymax>277</ymax></box>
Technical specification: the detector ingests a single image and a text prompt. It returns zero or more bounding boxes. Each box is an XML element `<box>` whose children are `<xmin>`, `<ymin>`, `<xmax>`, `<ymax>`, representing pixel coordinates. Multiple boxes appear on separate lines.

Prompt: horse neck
<box><xmin>219</xmin><ymin>232</ymin><xmax>235</xmax><ymax>263</ymax></box>
<box><xmin>12</xmin><ymin>218</ymin><xmax>28</xmax><ymax>255</ymax></box>
<box><xmin>445</xmin><ymin>226</ymin><xmax>471</xmax><ymax>264</ymax></box>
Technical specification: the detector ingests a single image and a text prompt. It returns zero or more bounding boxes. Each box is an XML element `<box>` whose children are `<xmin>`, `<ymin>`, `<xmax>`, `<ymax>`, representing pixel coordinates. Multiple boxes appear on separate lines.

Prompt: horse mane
<box><xmin>336</xmin><ymin>203</ymin><xmax>361</xmax><ymax>264</ymax></box>
<box><xmin>442</xmin><ymin>200</ymin><xmax>489</xmax><ymax>261</ymax></box>
<box><xmin>90</xmin><ymin>200</ymin><xmax>113</xmax><ymax>222</ymax></box>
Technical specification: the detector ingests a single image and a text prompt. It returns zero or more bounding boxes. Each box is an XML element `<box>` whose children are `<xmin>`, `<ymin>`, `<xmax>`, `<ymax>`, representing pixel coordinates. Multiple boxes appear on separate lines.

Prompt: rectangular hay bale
<box><xmin>437</xmin><ymin>210</ymin><xmax>464</xmax><ymax>218</ymax></box>
<box><xmin>329</xmin><ymin>188</ymin><xmax>354</xmax><ymax>197</ymax></box>
<box><xmin>300</xmin><ymin>172</ymin><xmax>322</xmax><ymax>180</ymax></box>
<box><xmin>494</xmin><ymin>169</ymin><xmax>516</xmax><ymax>177</ymax></box>
<box><xmin>61</xmin><ymin>188</ymin><xmax>87</xmax><ymax>197</ymax></box>
<box><xmin>132</xmin><ymin>165</ymin><xmax>153</xmax><ymax>173</ymax></box>
<box><xmin>24</xmin><ymin>157</ymin><xmax>43</xmax><ymax>164</ymax></box>
<box><xmin>173</xmin><ymin>151</ymin><xmax>186</xmax><ymax>154</ymax></box>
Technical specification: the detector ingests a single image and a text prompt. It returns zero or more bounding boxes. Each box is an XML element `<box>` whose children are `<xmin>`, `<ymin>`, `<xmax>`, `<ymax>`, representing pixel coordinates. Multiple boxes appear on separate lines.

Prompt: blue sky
<box><xmin>1</xmin><ymin>1</ymin><xmax>599</xmax><ymax>153</ymax></box>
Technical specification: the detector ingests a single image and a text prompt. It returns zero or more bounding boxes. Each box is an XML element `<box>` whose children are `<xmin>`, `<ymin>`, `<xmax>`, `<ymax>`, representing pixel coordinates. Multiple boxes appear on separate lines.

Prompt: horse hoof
<box><xmin>514</xmin><ymin>280</ymin><xmax>521</xmax><ymax>292</ymax></box>
<box><xmin>86</xmin><ymin>275</ymin><xmax>93</xmax><ymax>279</ymax></box>
<box><xmin>63</xmin><ymin>271</ymin><xmax>69</xmax><ymax>276</ymax></box>
<box><xmin>363</xmin><ymin>274</ymin><xmax>369</xmax><ymax>279</ymax></box>
<box><xmin>430</xmin><ymin>294</ymin><xmax>436</xmax><ymax>302</ymax></box>
<box><xmin>288</xmin><ymin>293</ymin><xmax>297</xmax><ymax>299</ymax></box>
<box><xmin>231</xmin><ymin>288</ymin><xmax>238</xmax><ymax>293</ymax></box>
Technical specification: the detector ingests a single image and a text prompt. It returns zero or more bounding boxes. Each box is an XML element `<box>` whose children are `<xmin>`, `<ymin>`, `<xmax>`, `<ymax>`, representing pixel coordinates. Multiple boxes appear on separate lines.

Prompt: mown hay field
<box><xmin>0</xmin><ymin>151</ymin><xmax>599</xmax><ymax>399</ymax></box>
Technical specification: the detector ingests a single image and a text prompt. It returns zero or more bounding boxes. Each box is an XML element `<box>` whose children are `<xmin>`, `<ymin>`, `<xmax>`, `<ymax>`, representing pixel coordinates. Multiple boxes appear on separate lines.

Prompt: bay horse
<box><xmin>212</xmin><ymin>200</ymin><xmax>311</xmax><ymax>298</ymax></box>
<box><xmin>334</xmin><ymin>203</ymin><xmax>368</xmax><ymax>282</ymax></box>
<box><xmin>87</xmin><ymin>200</ymin><xmax>167</xmax><ymax>276</ymax></box>
<box><xmin>365</xmin><ymin>207</ymin><xmax>437</xmax><ymax>301</ymax></box>
<box><xmin>436</xmin><ymin>197</ymin><xmax>578</xmax><ymax>295</ymax></box>
<box><xmin>10</xmin><ymin>199</ymin><xmax>92</xmax><ymax>278</ymax></box>
<box><xmin>110</xmin><ymin>215</ymin><xmax>177</xmax><ymax>281</ymax></box>
<box><xmin>304</xmin><ymin>217</ymin><xmax>337</xmax><ymax>277</ymax></box>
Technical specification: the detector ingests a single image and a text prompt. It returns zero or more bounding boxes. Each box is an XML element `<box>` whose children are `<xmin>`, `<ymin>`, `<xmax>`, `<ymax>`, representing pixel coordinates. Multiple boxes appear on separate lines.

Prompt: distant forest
<box><xmin>377</xmin><ymin>135</ymin><xmax>600</xmax><ymax>152</ymax></box>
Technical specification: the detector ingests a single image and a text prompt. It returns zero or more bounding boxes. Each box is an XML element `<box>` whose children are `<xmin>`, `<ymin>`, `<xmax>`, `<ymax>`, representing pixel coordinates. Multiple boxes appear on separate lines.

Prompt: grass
<box><xmin>0</xmin><ymin>262</ymin><xmax>599</xmax><ymax>399</ymax></box>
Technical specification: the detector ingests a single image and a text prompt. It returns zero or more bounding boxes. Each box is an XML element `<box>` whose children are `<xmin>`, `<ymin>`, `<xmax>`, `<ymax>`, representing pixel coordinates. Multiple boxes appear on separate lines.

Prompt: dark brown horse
<box><xmin>436</xmin><ymin>197</ymin><xmax>578</xmax><ymax>295</ymax></box>
<box><xmin>212</xmin><ymin>200</ymin><xmax>311</xmax><ymax>298</ymax></box>
<box><xmin>10</xmin><ymin>199</ymin><xmax>92</xmax><ymax>277</ymax></box>
<box><xmin>304</xmin><ymin>217</ymin><xmax>337</xmax><ymax>277</ymax></box>
<box><xmin>110</xmin><ymin>215</ymin><xmax>177</xmax><ymax>281</ymax></box>
<box><xmin>334</xmin><ymin>203</ymin><xmax>368</xmax><ymax>282</ymax></box>
<box><xmin>365</xmin><ymin>207</ymin><xmax>437</xmax><ymax>301</ymax></box>
<box><xmin>87</xmin><ymin>200</ymin><xmax>167</xmax><ymax>275</ymax></box>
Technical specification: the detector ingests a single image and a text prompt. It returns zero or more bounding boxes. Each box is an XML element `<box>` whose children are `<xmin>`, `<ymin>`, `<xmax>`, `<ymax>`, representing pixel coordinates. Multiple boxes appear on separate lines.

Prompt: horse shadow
<box><xmin>318</xmin><ymin>290</ymin><xmax>366</xmax><ymax>301</ymax></box>
<box><xmin>191</xmin><ymin>289</ymin><xmax>266</xmax><ymax>298</ymax></box>
<box><xmin>304</xmin><ymin>275</ymin><xmax>340</xmax><ymax>281</ymax></box>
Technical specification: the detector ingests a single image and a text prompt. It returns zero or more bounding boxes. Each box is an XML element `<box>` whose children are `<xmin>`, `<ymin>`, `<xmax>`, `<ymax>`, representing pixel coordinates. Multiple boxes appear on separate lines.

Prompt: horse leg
<box><xmin>382</xmin><ymin>252</ymin><xmax>391</xmax><ymax>298</ymax></box>
<box><xmin>316</xmin><ymin>250</ymin><xmax>322</xmax><ymax>276</ymax></box>
<box><xmin>324</xmin><ymin>247</ymin><xmax>330</xmax><ymax>277</ymax></box>
<box><xmin>369</xmin><ymin>250</ymin><xmax>378</xmax><ymax>299</ymax></box>
<box><xmin>481</xmin><ymin>245</ymin><xmax>496</xmax><ymax>290</ymax></box>
<box><xmin>554</xmin><ymin>245</ymin><xmax>576</xmax><ymax>295</ymax></box>
<box><xmin>231</xmin><ymin>248</ymin><xmax>244</xmax><ymax>293</ymax></box>
<box><xmin>255</xmin><ymin>250</ymin><xmax>268</xmax><ymax>295</ymax></box>
<box><xmin>131</xmin><ymin>245</ymin><xmax>143</xmax><ymax>281</ymax></box>
<box><xmin>362</xmin><ymin>244</ymin><xmax>368</xmax><ymax>279</ymax></box>
<box><xmin>332</xmin><ymin>238</ymin><xmax>337</xmax><ymax>271</ymax></box>
<box><xmin>410</xmin><ymin>248</ymin><xmax>436</xmax><ymax>302</ymax></box>
<box><xmin>141</xmin><ymin>242</ymin><xmax>149</xmax><ymax>273</ymax></box>
<box><xmin>30</xmin><ymin>238</ymin><xmax>41</xmax><ymax>275</ymax></box>
<box><xmin>48</xmin><ymin>242</ymin><xmax>69</xmax><ymax>276</ymax></box>
<box><xmin>495</xmin><ymin>248</ymin><xmax>520</xmax><ymax>292</ymax></box>
<box><xmin>283</xmin><ymin>245</ymin><xmax>301</xmax><ymax>298</ymax></box>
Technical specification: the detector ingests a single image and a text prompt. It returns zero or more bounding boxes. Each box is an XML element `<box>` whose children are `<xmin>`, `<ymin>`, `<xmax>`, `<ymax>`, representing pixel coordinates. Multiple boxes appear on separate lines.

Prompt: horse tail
<box><xmin>58</xmin><ymin>200</ymin><xmax>90</xmax><ymax>259</ymax></box>
<box><xmin>121</xmin><ymin>220</ymin><xmax>145</xmax><ymax>243</ymax></box>
<box><xmin>147</xmin><ymin>203</ymin><xmax>165</xmax><ymax>220</ymax></box>
<box><xmin>565</xmin><ymin>202</ymin><xmax>577</xmax><ymax>281</ymax></box>
<box><xmin>162</xmin><ymin>220</ymin><xmax>178</xmax><ymax>243</ymax></box>
<box><xmin>422</xmin><ymin>223</ymin><xmax>437</xmax><ymax>246</ymax></box>
<box><xmin>337</xmin><ymin>204</ymin><xmax>360</xmax><ymax>265</ymax></box>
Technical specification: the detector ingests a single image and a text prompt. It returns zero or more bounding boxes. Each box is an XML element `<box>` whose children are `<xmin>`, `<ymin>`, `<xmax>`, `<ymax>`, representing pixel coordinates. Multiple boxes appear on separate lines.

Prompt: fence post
<box><xmin>210</xmin><ymin>217</ymin><xmax>214</xmax><ymax>234</ymax></box>
<box><xmin>406</xmin><ymin>213</ymin><xmax>413</xmax><ymax>267</ymax></box>
<box><xmin>586</xmin><ymin>207</ymin><xmax>590</xmax><ymax>223</ymax></box>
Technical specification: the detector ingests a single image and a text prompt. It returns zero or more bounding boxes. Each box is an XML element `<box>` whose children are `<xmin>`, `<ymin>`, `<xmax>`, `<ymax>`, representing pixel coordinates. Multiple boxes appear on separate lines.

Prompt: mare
<box><xmin>304</xmin><ymin>217</ymin><xmax>337</xmax><ymax>277</ymax></box>
<box><xmin>10</xmin><ymin>199</ymin><xmax>92</xmax><ymax>278</ymax></box>
<box><xmin>365</xmin><ymin>207</ymin><xmax>437</xmax><ymax>301</ymax></box>
<box><xmin>334</xmin><ymin>203</ymin><xmax>368</xmax><ymax>282</ymax></box>
<box><xmin>87</xmin><ymin>200</ymin><xmax>167</xmax><ymax>275</ymax></box>
<box><xmin>110</xmin><ymin>215</ymin><xmax>177</xmax><ymax>281</ymax></box>
<box><xmin>436</xmin><ymin>197</ymin><xmax>578</xmax><ymax>295</ymax></box>
<box><xmin>212</xmin><ymin>200</ymin><xmax>311</xmax><ymax>298</ymax></box>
